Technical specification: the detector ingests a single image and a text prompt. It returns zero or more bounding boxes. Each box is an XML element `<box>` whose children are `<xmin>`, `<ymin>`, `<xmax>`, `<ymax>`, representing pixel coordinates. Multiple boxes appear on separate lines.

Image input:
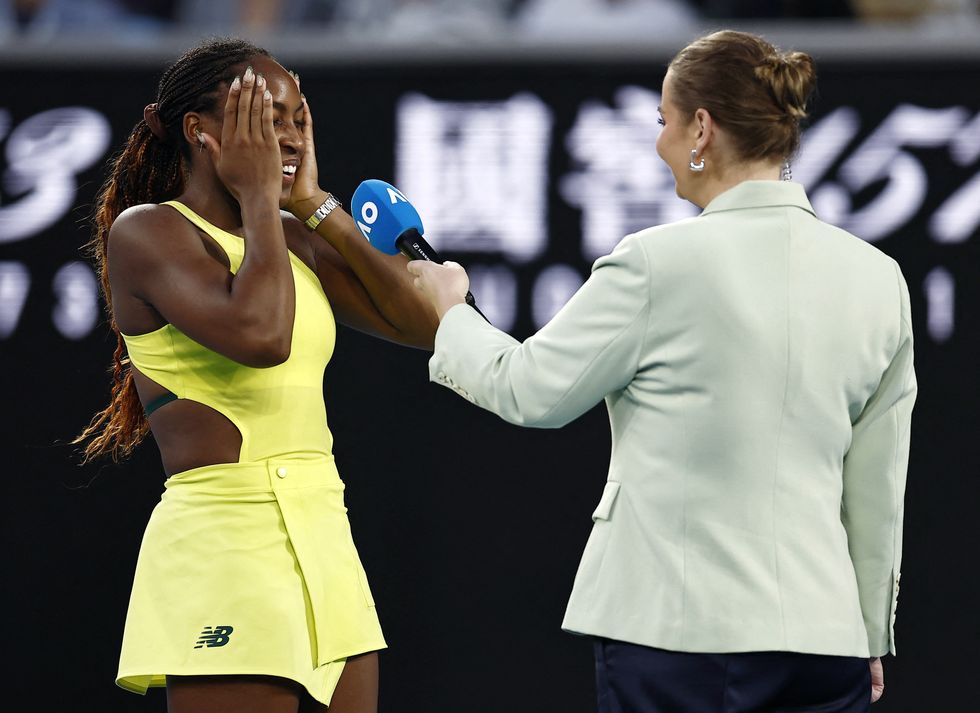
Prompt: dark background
<box><xmin>2</xmin><ymin>56</ymin><xmax>977</xmax><ymax>712</ymax></box>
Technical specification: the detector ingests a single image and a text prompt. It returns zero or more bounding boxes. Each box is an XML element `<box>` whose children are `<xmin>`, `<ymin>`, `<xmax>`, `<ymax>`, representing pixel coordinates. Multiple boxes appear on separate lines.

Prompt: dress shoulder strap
<box><xmin>161</xmin><ymin>201</ymin><xmax>244</xmax><ymax>270</ymax></box>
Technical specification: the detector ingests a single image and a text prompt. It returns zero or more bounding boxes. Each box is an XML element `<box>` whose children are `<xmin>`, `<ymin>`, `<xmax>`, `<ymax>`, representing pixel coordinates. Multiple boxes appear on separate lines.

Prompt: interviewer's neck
<box><xmin>686</xmin><ymin>158</ymin><xmax>783</xmax><ymax>210</ymax></box>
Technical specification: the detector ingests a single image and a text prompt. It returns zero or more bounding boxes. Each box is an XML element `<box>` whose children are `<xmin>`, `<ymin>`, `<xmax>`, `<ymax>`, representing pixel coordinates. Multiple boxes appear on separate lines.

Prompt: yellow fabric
<box><xmin>116</xmin><ymin>202</ymin><xmax>386</xmax><ymax>705</ymax></box>
<box><xmin>121</xmin><ymin>200</ymin><xmax>336</xmax><ymax>462</ymax></box>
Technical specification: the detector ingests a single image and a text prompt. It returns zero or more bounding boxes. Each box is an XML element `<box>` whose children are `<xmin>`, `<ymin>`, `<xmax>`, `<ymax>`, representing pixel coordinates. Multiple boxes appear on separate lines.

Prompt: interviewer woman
<box><xmin>408</xmin><ymin>31</ymin><xmax>915</xmax><ymax>713</ymax></box>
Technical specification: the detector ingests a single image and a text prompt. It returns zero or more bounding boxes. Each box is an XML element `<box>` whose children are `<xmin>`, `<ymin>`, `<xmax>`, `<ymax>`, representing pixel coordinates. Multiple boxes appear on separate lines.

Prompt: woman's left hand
<box><xmin>870</xmin><ymin>657</ymin><xmax>884</xmax><ymax>703</ymax></box>
<box><xmin>406</xmin><ymin>260</ymin><xmax>470</xmax><ymax>320</ymax></box>
<box><xmin>285</xmin><ymin>74</ymin><xmax>325</xmax><ymax>221</ymax></box>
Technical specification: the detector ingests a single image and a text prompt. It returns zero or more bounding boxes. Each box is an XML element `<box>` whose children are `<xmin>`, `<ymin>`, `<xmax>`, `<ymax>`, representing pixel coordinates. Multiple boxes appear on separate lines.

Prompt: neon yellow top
<box><xmin>121</xmin><ymin>200</ymin><xmax>336</xmax><ymax>463</ymax></box>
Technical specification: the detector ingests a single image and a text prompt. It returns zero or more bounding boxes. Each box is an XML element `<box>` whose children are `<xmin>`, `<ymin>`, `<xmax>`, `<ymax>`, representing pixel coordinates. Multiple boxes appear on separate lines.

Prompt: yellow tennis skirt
<box><xmin>116</xmin><ymin>455</ymin><xmax>386</xmax><ymax>705</ymax></box>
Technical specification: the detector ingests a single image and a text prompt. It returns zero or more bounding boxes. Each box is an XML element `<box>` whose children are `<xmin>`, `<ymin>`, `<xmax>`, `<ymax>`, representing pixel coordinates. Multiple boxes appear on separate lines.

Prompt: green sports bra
<box><xmin>120</xmin><ymin>201</ymin><xmax>337</xmax><ymax>463</ymax></box>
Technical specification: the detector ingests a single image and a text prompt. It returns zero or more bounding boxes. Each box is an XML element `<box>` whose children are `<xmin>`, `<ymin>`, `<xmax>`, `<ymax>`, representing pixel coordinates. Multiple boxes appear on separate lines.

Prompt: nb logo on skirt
<box><xmin>194</xmin><ymin>625</ymin><xmax>234</xmax><ymax>649</ymax></box>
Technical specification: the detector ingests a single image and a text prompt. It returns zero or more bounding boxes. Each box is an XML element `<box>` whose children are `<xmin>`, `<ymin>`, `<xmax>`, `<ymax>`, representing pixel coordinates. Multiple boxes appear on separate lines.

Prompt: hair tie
<box><xmin>143</xmin><ymin>103</ymin><xmax>169</xmax><ymax>143</ymax></box>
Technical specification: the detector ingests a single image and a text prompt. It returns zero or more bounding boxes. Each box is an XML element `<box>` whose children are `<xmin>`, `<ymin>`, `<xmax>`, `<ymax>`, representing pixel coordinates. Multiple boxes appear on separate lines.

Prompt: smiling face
<box><xmin>192</xmin><ymin>55</ymin><xmax>307</xmax><ymax>207</ymax></box>
<box><xmin>251</xmin><ymin>55</ymin><xmax>306</xmax><ymax>206</ymax></box>
<box><xmin>655</xmin><ymin>70</ymin><xmax>700</xmax><ymax>203</ymax></box>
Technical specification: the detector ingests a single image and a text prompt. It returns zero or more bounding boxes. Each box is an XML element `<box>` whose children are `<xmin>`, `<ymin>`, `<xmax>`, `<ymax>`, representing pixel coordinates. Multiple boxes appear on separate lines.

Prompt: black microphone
<box><xmin>396</xmin><ymin>228</ymin><xmax>483</xmax><ymax>314</ymax></box>
<box><xmin>395</xmin><ymin>228</ymin><xmax>442</xmax><ymax>262</ymax></box>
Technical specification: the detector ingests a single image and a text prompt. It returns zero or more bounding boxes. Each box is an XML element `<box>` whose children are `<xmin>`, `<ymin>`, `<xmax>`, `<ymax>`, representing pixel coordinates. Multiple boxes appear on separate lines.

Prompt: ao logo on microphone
<box><xmin>355</xmin><ymin>183</ymin><xmax>410</xmax><ymax>240</ymax></box>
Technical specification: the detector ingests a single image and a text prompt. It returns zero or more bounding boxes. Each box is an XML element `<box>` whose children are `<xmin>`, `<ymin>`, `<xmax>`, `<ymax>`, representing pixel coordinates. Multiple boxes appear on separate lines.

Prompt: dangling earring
<box><xmin>195</xmin><ymin>130</ymin><xmax>205</xmax><ymax>153</ymax></box>
<box><xmin>689</xmin><ymin>149</ymin><xmax>705</xmax><ymax>173</ymax></box>
<box><xmin>781</xmin><ymin>160</ymin><xmax>792</xmax><ymax>181</ymax></box>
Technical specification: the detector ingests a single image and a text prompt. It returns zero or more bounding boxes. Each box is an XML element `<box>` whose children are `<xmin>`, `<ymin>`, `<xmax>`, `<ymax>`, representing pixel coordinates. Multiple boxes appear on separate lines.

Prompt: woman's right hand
<box><xmin>406</xmin><ymin>260</ymin><xmax>470</xmax><ymax>321</ymax></box>
<box><xmin>199</xmin><ymin>66</ymin><xmax>283</xmax><ymax>204</ymax></box>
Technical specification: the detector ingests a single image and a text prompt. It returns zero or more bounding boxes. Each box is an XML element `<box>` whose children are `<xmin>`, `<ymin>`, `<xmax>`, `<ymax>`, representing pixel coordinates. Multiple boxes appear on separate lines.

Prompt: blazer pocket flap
<box><xmin>592</xmin><ymin>481</ymin><xmax>622</xmax><ymax>522</ymax></box>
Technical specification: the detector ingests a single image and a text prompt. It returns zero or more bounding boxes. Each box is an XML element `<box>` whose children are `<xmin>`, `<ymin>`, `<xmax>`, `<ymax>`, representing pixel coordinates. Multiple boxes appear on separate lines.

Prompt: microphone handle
<box><xmin>396</xmin><ymin>228</ymin><xmax>443</xmax><ymax>263</ymax></box>
<box><xmin>396</xmin><ymin>229</ymin><xmax>490</xmax><ymax>323</ymax></box>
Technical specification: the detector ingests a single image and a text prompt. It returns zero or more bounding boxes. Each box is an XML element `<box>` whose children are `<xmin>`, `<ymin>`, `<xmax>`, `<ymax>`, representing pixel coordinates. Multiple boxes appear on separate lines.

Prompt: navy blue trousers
<box><xmin>594</xmin><ymin>639</ymin><xmax>871</xmax><ymax>713</ymax></box>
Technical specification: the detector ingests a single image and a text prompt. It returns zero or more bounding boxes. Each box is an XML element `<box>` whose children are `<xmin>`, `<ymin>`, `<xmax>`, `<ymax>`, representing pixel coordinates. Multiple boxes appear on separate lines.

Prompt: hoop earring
<box><xmin>781</xmin><ymin>160</ymin><xmax>792</xmax><ymax>181</ymax></box>
<box><xmin>689</xmin><ymin>149</ymin><xmax>705</xmax><ymax>172</ymax></box>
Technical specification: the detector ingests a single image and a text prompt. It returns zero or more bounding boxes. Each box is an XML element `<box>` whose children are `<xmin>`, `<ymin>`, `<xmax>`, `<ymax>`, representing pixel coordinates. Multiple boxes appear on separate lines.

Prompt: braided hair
<box><xmin>76</xmin><ymin>38</ymin><xmax>271</xmax><ymax>462</ymax></box>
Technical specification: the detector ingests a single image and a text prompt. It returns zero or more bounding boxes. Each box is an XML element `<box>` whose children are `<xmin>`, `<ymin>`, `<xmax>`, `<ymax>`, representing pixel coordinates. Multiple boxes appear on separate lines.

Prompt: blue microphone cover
<box><xmin>350</xmin><ymin>179</ymin><xmax>424</xmax><ymax>256</ymax></box>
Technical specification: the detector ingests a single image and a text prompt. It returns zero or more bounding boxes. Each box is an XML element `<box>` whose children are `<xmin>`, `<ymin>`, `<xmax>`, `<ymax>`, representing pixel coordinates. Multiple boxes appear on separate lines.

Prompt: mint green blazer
<box><xmin>429</xmin><ymin>181</ymin><xmax>915</xmax><ymax>658</ymax></box>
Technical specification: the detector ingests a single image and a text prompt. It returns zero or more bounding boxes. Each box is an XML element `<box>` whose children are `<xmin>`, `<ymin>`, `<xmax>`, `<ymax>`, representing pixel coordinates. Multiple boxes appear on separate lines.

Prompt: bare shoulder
<box><xmin>106</xmin><ymin>204</ymin><xmax>207</xmax><ymax>333</ymax></box>
<box><xmin>110</xmin><ymin>202</ymin><xmax>191</xmax><ymax>236</ymax></box>
<box><xmin>108</xmin><ymin>203</ymin><xmax>202</xmax><ymax>265</ymax></box>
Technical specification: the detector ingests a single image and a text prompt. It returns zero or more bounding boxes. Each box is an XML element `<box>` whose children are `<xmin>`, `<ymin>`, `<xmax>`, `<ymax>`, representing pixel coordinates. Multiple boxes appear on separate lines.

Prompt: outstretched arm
<box><xmin>408</xmin><ymin>235</ymin><xmax>652</xmax><ymax>427</ymax></box>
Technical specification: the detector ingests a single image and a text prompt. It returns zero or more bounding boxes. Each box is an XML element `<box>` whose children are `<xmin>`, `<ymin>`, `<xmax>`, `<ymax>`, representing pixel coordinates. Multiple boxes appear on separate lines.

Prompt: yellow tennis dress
<box><xmin>116</xmin><ymin>201</ymin><xmax>386</xmax><ymax>705</ymax></box>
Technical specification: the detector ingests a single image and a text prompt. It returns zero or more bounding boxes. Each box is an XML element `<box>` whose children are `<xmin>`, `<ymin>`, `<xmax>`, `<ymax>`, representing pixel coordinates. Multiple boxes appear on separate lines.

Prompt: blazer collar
<box><xmin>700</xmin><ymin>180</ymin><xmax>816</xmax><ymax>218</ymax></box>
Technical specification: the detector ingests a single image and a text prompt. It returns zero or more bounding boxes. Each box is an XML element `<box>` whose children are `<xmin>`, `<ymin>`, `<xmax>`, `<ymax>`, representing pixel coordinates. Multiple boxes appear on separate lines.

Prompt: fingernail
<box><xmin>264</xmin><ymin>89</ymin><xmax>272</xmax><ymax>101</ymax></box>
<box><xmin>256</xmin><ymin>74</ymin><xmax>265</xmax><ymax>87</ymax></box>
<box><xmin>244</xmin><ymin>65</ymin><xmax>253</xmax><ymax>81</ymax></box>
<box><xmin>231</xmin><ymin>76</ymin><xmax>241</xmax><ymax>90</ymax></box>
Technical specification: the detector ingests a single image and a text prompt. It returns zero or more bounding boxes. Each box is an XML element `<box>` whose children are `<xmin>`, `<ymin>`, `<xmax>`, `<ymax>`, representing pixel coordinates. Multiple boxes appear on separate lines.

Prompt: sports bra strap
<box><xmin>144</xmin><ymin>392</ymin><xmax>179</xmax><ymax>417</ymax></box>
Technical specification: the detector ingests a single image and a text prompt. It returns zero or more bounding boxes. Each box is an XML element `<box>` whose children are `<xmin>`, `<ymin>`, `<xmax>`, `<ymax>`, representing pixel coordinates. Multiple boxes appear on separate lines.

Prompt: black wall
<box><xmin>2</xmin><ymin>57</ymin><xmax>977</xmax><ymax>711</ymax></box>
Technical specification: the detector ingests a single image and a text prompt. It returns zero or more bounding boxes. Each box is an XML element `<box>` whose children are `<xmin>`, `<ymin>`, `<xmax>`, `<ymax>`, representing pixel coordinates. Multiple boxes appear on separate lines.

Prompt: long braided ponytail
<box><xmin>75</xmin><ymin>38</ymin><xmax>270</xmax><ymax>462</ymax></box>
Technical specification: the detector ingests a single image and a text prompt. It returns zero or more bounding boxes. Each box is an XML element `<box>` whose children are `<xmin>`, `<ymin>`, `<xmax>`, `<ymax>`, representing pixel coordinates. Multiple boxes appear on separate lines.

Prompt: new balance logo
<box><xmin>194</xmin><ymin>625</ymin><xmax>234</xmax><ymax>649</ymax></box>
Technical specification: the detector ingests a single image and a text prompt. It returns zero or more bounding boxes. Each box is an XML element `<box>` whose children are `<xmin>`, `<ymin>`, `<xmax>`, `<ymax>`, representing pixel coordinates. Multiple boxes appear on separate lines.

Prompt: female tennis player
<box><xmin>75</xmin><ymin>38</ymin><xmax>437</xmax><ymax>713</ymax></box>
